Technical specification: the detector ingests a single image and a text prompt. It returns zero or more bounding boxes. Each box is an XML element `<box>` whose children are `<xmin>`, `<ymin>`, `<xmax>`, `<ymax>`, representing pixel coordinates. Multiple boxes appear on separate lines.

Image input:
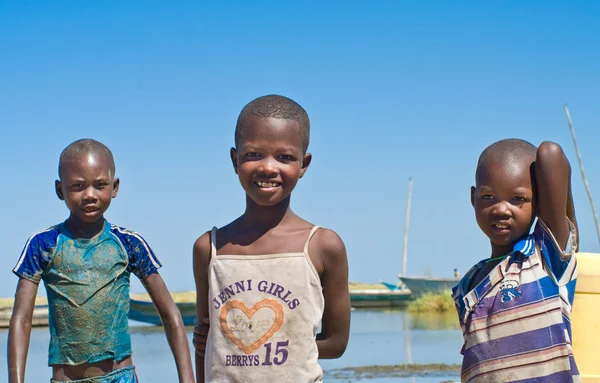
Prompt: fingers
<box><xmin>193</xmin><ymin>322</ymin><xmax>210</xmax><ymax>356</ymax></box>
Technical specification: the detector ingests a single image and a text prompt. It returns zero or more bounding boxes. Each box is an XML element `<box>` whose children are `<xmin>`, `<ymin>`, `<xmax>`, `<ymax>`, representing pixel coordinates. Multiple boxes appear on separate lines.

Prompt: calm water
<box><xmin>0</xmin><ymin>309</ymin><xmax>463</xmax><ymax>382</ymax></box>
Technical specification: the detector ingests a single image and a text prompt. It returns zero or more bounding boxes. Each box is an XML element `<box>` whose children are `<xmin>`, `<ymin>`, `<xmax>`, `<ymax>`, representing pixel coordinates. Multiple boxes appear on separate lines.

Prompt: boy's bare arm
<box><xmin>567</xmin><ymin>177</ymin><xmax>579</xmax><ymax>249</ymax></box>
<box><xmin>8</xmin><ymin>278</ymin><xmax>38</xmax><ymax>383</ymax></box>
<box><xmin>141</xmin><ymin>273</ymin><xmax>194</xmax><ymax>383</ymax></box>
<box><xmin>313</xmin><ymin>229</ymin><xmax>351</xmax><ymax>359</ymax></box>
<box><xmin>535</xmin><ymin>141</ymin><xmax>576</xmax><ymax>248</ymax></box>
<box><xmin>192</xmin><ymin>232</ymin><xmax>211</xmax><ymax>383</ymax></box>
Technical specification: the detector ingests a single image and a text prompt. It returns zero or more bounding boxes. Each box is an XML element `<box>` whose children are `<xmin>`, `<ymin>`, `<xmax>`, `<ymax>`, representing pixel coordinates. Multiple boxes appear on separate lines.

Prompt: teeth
<box><xmin>257</xmin><ymin>181</ymin><xmax>279</xmax><ymax>188</ymax></box>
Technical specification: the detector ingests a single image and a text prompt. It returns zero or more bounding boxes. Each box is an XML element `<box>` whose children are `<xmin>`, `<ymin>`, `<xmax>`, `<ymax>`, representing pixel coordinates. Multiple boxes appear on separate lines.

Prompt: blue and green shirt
<box><xmin>13</xmin><ymin>221</ymin><xmax>161</xmax><ymax>366</ymax></box>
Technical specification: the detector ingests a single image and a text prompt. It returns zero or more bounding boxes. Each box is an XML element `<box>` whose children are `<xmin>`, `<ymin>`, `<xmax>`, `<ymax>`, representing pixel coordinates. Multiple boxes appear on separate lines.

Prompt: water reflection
<box><xmin>320</xmin><ymin>308</ymin><xmax>463</xmax><ymax>374</ymax></box>
<box><xmin>403</xmin><ymin>310</ymin><xmax>460</xmax><ymax>331</ymax></box>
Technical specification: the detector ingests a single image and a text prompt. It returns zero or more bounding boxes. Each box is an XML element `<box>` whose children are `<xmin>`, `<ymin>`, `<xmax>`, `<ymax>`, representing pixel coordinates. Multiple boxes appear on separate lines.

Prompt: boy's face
<box><xmin>471</xmin><ymin>160</ymin><xmax>537</xmax><ymax>253</ymax></box>
<box><xmin>55</xmin><ymin>151</ymin><xmax>119</xmax><ymax>225</ymax></box>
<box><xmin>231</xmin><ymin>115</ymin><xmax>311</xmax><ymax>207</ymax></box>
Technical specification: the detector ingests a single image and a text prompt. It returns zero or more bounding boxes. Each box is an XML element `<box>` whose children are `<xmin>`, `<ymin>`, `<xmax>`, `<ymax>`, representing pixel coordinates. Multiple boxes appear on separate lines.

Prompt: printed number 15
<box><xmin>262</xmin><ymin>340</ymin><xmax>289</xmax><ymax>366</ymax></box>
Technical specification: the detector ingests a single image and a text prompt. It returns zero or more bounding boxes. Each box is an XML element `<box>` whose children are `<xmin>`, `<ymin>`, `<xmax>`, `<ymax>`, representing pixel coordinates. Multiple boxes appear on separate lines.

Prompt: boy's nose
<box><xmin>258</xmin><ymin>158</ymin><xmax>278</xmax><ymax>175</ymax></box>
<box><xmin>82</xmin><ymin>186</ymin><xmax>97</xmax><ymax>201</ymax></box>
<box><xmin>492</xmin><ymin>201</ymin><xmax>512</xmax><ymax>216</ymax></box>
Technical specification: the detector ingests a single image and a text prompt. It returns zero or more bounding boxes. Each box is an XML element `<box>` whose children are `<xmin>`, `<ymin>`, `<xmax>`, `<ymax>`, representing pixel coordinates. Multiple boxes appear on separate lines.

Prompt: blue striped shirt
<box><xmin>452</xmin><ymin>218</ymin><xmax>580</xmax><ymax>382</ymax></box>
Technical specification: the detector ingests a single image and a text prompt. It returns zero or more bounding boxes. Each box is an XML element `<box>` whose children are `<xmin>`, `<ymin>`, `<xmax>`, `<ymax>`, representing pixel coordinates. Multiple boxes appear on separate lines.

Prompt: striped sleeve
<box><xmin>534</xmin><ymin>217</ymin><xmax>577</xmax><ymax>286</ymax></box>
<box><xmin>111</xmin><ymin>225</ymin><xmax>162</xmax><ymax>279</ymax></box>
<box><xmin>13</xmin><ymin>228</ymin><xmax>58</xmax><ymax>283</ymax></box>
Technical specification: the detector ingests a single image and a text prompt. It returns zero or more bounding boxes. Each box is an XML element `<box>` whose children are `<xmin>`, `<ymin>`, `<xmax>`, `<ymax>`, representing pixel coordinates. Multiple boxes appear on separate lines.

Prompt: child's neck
<box><xmin>490</xmin><ymin>231</ymin><xmax>532</xmax><ymax>259</ymax></box>
<box><xmin>65</xmin><ymin>216</ymin><xmax>106</xmax><ymax>239</ymax></box>
<box><xmin>490</xmin><ymin>243</ymin><xmax>514</xmax><ymax>259</ymax></box>
<box><xmin>242</xmin><ymin>196</ymin><xmax>295</xmax><ymax>231</ymax></box>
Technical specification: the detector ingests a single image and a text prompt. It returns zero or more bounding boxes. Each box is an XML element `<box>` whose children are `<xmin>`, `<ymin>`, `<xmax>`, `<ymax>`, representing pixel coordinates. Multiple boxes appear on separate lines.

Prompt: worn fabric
<box><xmin>50</xmin><ymin>366</ymin><xmax>138</xmax><ymax>383</ymax></box>
<box><xmin>452</xmin><ymin>218</ymin><xmax>580</xmax><ymax>382</ymax></box>
<box><xmin>13</xmin><ymin>221</ymin><xmax>161</xmax><ymax>366</ymax></box>
<box><xmin>205</xmin><ymin>226</ymin><xmax>325</xmax><ymax>383</ymax></box>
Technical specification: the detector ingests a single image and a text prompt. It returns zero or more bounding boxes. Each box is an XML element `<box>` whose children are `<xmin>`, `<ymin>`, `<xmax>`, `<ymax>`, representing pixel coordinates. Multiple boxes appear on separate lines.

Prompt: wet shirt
<box><xmin>452</xmin><ymin>218</ymin><xmax>579</xmax><ymax>383</ymax></box>
<box><xmin>13</xmin><ymin>221</ymin><xmax>161</xmax><ymax>366</ymax></box>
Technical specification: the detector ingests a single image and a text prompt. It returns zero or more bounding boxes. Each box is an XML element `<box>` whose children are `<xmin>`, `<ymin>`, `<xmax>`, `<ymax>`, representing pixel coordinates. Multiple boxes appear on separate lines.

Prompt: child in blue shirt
<box><xmin>8</xmin><ymin>139</ymin><xmax>194</xmax><ymax>383</ymax></box>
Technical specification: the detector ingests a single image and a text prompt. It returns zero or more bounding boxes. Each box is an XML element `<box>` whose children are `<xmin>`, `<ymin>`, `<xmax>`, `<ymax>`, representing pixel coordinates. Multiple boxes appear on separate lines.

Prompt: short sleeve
<box><xmin>534</xmin><ymin>217</ymin><xmax>577</xmax><ymax>286</ymax></box>
<box><xmin>111</xmin><ymin>226</ymin><xmax>162</xmax><ymax>279</ymax></box>
<box><xmin>13</xmin><ymin>229</ymin><xmax>58</xmax><ymax>283</ymax></box>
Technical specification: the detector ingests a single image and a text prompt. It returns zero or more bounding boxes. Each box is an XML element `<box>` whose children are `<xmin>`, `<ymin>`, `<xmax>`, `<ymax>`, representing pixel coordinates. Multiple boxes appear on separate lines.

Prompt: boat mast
<box><xmin>564</xmin><ymin>105</ymin><xmax>600</xmax><ymax>245</ymax></box>
<box><xmin>402</xmin><ymin>177</ymin><xmax>413</xmax><ymax>277</ymax></box>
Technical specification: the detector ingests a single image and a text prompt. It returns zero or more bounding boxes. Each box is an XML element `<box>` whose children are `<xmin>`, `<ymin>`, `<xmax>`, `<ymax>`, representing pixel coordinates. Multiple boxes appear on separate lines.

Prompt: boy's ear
<box><xmin>55</xmin><ymin>180</ymin><xmax>65</xmax><ymax>201</ymax></box>
<box><xmin>230</xmin><ymin>147</ymin><xmax>239</xmax><ymax>174</ymax></box>
<box><xmin>470</xmin><ymin>186</ymin><xmax>476</xmax><ymax>207</ymax></box>
<box><xmin>112</xmin><ymin>178</ymin><xmax>120</xmax><ymax>198</ymax></box>
<box><xmin>299</xmin><ymin>152</ymin><xmax>312</xmax><ymax>178</ymax></box>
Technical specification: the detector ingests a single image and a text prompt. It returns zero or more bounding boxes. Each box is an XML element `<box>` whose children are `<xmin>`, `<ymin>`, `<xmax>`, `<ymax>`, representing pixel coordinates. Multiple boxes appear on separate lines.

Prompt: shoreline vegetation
<box><xmin>407</xmin><ymin>290</ymin><xmax>455</xmax><ymax>313</ymax></box>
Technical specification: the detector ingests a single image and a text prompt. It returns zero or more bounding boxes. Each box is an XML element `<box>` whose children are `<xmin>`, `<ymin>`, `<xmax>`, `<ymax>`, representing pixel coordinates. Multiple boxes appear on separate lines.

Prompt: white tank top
<box><xmin>205</xmin><ymin>226</ymin><xmax>325</xmax><ymax>382</ymax></box>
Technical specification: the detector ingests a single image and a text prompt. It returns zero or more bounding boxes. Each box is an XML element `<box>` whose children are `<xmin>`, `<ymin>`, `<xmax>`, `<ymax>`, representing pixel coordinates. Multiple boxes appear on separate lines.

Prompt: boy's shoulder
<box><xmin>25</xmin><ymin>224</ymin><xmax>62</xmax><ymax>245</ymax></box>
<box><xmin>107</xmin><ymin>223</ymin><xmax>162</xmax><ymax>277</ymax></box>
<box><xmin>108</xmin><ymin>223</ymin><xmax>151</xmax><ymax>245</ymax></box>
<box><xmin>309</xmin><ymin>226</ymin><xmax>345</xmax><ymax>253</ymax></box>
<box><xmin>13</xmin><ymin>225</ymin><xmax>61</xmax><ymax>283</ymax></box>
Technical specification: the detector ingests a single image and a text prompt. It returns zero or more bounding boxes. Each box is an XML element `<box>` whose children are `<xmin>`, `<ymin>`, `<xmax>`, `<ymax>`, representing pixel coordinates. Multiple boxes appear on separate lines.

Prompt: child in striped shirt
<box><xmin>452</xmin><ymin>138</ymin><xmax>580</xmax><ymax>382</ymax></box>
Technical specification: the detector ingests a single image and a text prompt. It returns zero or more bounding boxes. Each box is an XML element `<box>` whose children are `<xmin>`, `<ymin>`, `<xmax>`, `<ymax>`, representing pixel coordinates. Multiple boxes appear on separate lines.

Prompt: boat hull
<box><xmin>349</xmin><ymin>289</ymin><xmax>412</xmax><ymax>308</ymax></box>
<box><xmin>397</xmin><ymin>276</ymin><xmax>458</xmax><ymax>297</ymax></box>
<box><xmin>0</xmin><ymin>305</ymin><xmax>49</xmax><ymax>328</ymax></box>
<box><xmin>129</xmin><ymin>299</ymin><xmax>197</xmax><ymax>326</ymax></box>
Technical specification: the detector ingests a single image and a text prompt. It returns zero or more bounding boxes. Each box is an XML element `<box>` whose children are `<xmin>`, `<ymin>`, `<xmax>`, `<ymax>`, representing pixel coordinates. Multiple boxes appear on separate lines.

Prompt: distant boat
<box><xmin>129</xmin><ymin>299</ymin><xmax>197</xmax><ymax>326</ymax></box>
<box><xmin>0</xmin><ymin>304</ymin><xmax>49</xmax><ymax>328</ymax></box>
<box><xmin>397</xmin><ymin>178</ymin><xmax>459</xmax><ymax>298</ymax></box>
<box><xmin>379</xmin><ymin>280</ymin><xmax>404</xmax><ymax>291</ymax></box>
<box><xmin>348</xmin><ymin>287</ymin><xmax>411</xmax><ymax>308</ymax></box>
<box><xmin>396</xmin><ymin>275</ymin><xmax>458</xmax><ymax>297</ymax></box>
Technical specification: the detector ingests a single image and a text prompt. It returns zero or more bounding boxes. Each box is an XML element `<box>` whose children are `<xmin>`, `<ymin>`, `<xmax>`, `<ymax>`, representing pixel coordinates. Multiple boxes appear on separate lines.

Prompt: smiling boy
<box><xmin>192</xmin><ymin>95</ymin><xmax>351</xmax><ymax>382</ymax></box>
<box><xmin>452</xmin><ymin>139</ymin><xmax>580</xmax><ymax>382</ymax></box>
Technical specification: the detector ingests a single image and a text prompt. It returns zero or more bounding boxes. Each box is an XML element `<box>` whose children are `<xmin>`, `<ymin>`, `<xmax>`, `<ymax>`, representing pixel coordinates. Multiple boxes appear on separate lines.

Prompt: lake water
<box><xmin>0</xmin><ymin>309</ymin><xmax>463</xmax><ymax>382</ymax></box>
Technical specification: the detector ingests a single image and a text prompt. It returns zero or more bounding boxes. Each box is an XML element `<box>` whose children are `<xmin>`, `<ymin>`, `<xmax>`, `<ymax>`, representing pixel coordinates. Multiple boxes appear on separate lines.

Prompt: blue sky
<box><xmin>1</xmin><ymin>1</ymin><xmax>599</xmax><ymax>297</ymax></box>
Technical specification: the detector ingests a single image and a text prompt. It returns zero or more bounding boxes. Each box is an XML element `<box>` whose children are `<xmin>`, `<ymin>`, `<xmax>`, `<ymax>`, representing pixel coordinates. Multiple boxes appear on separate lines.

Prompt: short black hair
<box><xmin>58</xmin><ymin>138</ymin><xmax>115</xmax><ymax>180</ymax></box>
<box><xmin>476</xmin><ymin>138</ymin><xmax>537</xmax><ymax>182</ymax></box>
<box><xmin>235</xmin><ymin>94</ymin><xmax>310</xmax><ymax>153</ymax></box>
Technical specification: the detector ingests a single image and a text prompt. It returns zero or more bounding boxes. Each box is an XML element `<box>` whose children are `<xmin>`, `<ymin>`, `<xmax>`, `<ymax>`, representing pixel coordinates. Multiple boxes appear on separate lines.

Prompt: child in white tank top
<box><xmin>192</xmin><ymin>95</ymin><xmax>351</xmax><ymax>383</ymax></box>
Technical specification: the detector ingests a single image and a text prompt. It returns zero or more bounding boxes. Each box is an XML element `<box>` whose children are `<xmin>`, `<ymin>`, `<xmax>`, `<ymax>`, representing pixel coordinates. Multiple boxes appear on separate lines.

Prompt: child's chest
<box><xmin>464</xmin><ymin>253</ymin><xmax>562</xmax><ymax>329</ymax></box>
<box><xmin>44</xmin><ymin>236</ymin><xmax>129</xmax><ymax>285</ymax></box>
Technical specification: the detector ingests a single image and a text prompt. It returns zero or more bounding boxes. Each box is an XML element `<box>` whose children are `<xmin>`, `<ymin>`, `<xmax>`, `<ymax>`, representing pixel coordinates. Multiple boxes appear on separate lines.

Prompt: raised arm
<box><xmin>192</xmin><ymin>232</ymin><xmax>212</xmax><ymax>383</ymax></box>
<box><xmin>141</xmin><ymin>273</ymin><xmax>194</xmax><ymax>383</ymax></box>
<box><xmin>311</xmin><ymin>229</ymin><xmax>351</xmax><ymax>359</ymax></box>
<box><xmin>8</xmin><ymin>278</ymin><xmax>38</xmax><ymax>383</ymax></box>
<box><xmin>567</xmin><ymin>174</ymin><xmax>579</xmax><ymax>249</ymax></box>
<box><xmin>535</xmin><ymin>141</ymin><xmax>576</xmax><ymax>249</ymax></box>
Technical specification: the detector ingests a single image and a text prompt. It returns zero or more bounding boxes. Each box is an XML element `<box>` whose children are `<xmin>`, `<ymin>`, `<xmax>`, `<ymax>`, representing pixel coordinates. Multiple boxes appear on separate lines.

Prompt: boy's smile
<box><xmin>471</xmin><ymin>160</ymin><xmax>537</xmax><ymax>257</ymax></box>
<box><xmin>231</xmin><ymin>115</ymin><xmax>311</xmax><ymax>207</ymax></box>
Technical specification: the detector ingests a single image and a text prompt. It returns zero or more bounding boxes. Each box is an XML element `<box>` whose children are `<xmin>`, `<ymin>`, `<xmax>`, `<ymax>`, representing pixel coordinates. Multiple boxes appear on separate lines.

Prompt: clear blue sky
<box><xmin>1</xmin><ymin>1</ymin><xmax>599</xmax><ymax>297</ymax></box>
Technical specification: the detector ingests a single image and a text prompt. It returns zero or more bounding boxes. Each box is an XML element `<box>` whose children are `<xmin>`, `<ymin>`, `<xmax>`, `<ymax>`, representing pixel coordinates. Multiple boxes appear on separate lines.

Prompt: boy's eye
<box><xmin>72</xmin><ymin>183</ymin><xmax>84</xmax><ymax>188</ymax></box>
<box><xmin>245</xmin><ymin>152</ymin><xmax>259</xmax><ymax>158</ymax></box>
<box><xmin>513</xmin><ymin>196</ymin><xmax>527</xmax><ymax>202</ymax></box>
<box><xmin>95</xmin><ymin>182</ymin><xmax>108</xmax><ymax>189</ymax></box>
<box><xmin>279</xmin><ymin>154</ymin><xmax>295</xmax><ymax>161</ymax></box>
<box><xmin>481</xmin><ymin>195</ymin><xmax>494</xmax><ymax>200</ymax></box>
